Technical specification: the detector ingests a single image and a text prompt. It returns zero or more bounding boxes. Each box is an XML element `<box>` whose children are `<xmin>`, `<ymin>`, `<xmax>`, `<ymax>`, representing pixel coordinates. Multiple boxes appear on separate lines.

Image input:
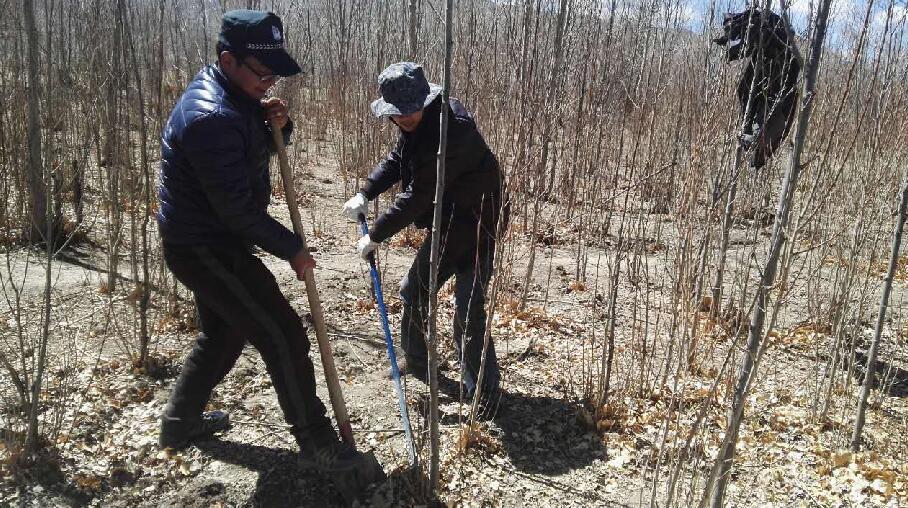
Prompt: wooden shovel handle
<box><xmin>271</xmin><ymin>127</ymin><xmax>355</xmax><ymax>447</ymax></box>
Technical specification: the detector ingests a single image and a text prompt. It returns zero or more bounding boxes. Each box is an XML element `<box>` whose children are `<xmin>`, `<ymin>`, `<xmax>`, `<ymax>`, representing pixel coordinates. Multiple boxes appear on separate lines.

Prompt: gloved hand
<box><xmin>342</xmin><ymin>192</ymin><xmax>369</xmax><ymax>222</ymax></box>
<box><xmin>357</xmin><ymin>234</ymin><xmax>380</xmax><ymax>261</ymax></box>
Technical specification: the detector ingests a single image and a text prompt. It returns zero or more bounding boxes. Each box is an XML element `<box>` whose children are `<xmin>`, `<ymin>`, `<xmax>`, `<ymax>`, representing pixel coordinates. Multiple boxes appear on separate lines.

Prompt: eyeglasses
<box><xmin>239</xmin><ymin>57</ymin><xmax>279</xmax><ymax>83</ymax></box>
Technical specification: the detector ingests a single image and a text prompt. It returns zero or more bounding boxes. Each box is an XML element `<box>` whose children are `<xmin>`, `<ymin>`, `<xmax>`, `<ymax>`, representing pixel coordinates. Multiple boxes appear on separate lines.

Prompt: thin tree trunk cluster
<box><xmin>2</xmin><ymin>0</ymin><xmax>907</xmax><ymax>504</ymax></box>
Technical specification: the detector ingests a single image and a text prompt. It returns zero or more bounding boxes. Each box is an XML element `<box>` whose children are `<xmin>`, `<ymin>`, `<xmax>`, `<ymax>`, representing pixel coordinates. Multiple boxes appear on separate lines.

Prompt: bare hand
<box><xmin>290</xmin><ymin>250</ymin><xmax>315</xmax><ymax>280</ymax></box>
<box><xmin>262</xmin><ymin>97</ymin><xmax>289</xmax><ymax>131</ymax></box>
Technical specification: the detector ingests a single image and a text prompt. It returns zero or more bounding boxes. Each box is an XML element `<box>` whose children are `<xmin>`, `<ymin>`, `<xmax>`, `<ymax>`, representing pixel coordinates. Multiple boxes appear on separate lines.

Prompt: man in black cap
<box><xmin>157</xmin><ymin>10</ymin><xmax>372</xmax><ymax>478</ymax></box>
<box><xmin>343</xmin><ymin>62</ymin><xmax>506</xmax><ymax>409</ymax></box>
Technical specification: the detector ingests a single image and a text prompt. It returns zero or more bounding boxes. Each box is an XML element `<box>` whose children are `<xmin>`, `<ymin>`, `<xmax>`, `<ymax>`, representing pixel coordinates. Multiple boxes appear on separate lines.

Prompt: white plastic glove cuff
<box><xmin>357</xmin><ymin>234</ymin><xmax>380</xmax><ymax>260</ymax></box>
<box><xmin>342</xmin><ymin>192</ymin><xmax>369</xmax><ymax>221</ymax></box>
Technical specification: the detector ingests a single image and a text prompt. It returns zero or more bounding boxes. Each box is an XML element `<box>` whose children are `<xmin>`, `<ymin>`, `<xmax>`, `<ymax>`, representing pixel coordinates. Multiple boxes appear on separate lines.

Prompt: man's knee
<box><xmin>400</xmin><ymin>274</ymin><xmax>423</xmax><ymax>307</ymax></box>
<box><xmin>261</xmin><ymin>305</ymin><xmax>310</xmax><ymax>355</ymax></box>
<box><xmin>284</xmin><ymin>319</ymin><xmax>310</xmax><ymax>354</ymax></box>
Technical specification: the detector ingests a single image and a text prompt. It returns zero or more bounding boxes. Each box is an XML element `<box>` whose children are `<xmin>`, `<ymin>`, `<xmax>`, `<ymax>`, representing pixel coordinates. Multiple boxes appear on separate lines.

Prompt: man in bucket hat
<box><xmin>157</xmin><ymin>9</ymin><xmax>382</xmax><ymax>492</ymax></box>
<box><xmin>343</xmin><ymin>62</ymin><xmax>507</xmax><ymax>411</ymax></box>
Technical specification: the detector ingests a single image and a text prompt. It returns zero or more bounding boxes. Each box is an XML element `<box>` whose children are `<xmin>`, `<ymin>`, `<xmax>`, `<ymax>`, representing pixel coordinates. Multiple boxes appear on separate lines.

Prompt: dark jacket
<box><xmin>157</xmin><ymin>65</ymin><xmax>301</xmax><ymax>260</ymax></box>
<box><xmin>714</xmin><ymin>9</ymin><xmax>800</xmax><ymax>168</ymax></box>
<box><xmin>361</xmin><ymin>96</ymin><xmax>503</xmax><ymax>243</ymax></box>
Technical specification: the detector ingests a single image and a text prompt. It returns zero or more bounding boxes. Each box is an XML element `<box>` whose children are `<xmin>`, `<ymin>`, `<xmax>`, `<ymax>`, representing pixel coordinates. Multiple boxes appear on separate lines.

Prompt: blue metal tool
<box><xmin>359</xmin><ymin>215</ymin><xmax>417</xmax><ymax>467</ymax></box>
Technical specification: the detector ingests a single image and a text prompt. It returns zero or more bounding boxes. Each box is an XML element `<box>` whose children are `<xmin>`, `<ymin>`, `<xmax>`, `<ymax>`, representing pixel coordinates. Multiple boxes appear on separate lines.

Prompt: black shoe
<box><xmin>297</xmin><ymin>428</ymin><xmax>386</xmax><ymax>501</ymax></box>
<box><xmin>297</xmin><ymin>429</ymin><xmax>361</xmax><ymax>473</ymax></box>
<box><xmin>159</xmin><ymin>410</ymin><xmax>230</xmax><ymax>449</ymax></box>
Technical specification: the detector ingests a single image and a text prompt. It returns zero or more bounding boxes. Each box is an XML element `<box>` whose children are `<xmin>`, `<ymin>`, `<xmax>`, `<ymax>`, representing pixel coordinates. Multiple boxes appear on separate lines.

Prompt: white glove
<box><xmin>357</xmin><ymin>234</ymin><xmax>380</xmax><ymax>261</ymax></box>
<box><xmin>342</xmin><ymin>192</ymin><xmax>369</xmax><ymax>222</ymax></box>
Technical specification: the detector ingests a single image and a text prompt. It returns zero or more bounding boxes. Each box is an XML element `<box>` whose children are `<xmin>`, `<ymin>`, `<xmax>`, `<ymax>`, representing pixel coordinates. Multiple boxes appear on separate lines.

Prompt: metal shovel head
<box><xmin>331</xmin><ymin>449</ymin><xmax>386</xmax><ymax>505</ymax></box>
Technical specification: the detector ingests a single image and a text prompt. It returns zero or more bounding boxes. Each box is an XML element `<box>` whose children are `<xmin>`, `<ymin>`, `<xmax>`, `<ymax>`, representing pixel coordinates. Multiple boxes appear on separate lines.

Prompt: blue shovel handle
<box><xmin>359</xmin><ymin>214</ymin><xmax>417</xmax><ymax>466</ymax></box>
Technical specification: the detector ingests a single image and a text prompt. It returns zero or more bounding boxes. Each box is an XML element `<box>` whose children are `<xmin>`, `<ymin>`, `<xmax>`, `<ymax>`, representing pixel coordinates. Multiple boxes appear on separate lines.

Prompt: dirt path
<box><xmin>2</xmin><ymin>150</ymin><xmax>907</xmax><ymax>507</ymax></box>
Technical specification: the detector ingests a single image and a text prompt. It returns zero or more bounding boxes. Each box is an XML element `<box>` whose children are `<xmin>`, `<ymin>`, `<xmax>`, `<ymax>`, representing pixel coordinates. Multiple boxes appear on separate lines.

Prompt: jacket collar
<box><xmin>404</xmin><ymin>95</ymin><xmax>443</xmax><ymax>143</ymax></box>
<box><xmin>206</xmin><ymin>64</ymin><xmax>262</xmax><ymax>111</ymax></box>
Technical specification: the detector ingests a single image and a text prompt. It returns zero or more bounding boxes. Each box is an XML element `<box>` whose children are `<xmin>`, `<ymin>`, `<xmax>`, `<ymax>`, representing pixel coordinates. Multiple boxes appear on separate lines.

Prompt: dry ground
<box><xmin>1</xmin><ymin>141</ymin><xmax>907</xmax><ymax>507</ymax></box>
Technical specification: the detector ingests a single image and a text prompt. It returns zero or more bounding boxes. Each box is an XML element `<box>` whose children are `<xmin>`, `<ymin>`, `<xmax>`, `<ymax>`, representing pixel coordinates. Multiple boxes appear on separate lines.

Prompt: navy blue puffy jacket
<box><xmin>157</xmin><ymin>65</ymin><xmax>302</xmax><ymax>260</ymax></box>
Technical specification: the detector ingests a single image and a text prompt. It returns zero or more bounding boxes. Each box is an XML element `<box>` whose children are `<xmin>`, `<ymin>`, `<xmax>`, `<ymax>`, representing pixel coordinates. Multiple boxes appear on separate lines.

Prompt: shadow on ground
<box><xmin>187</xmin><ymin>439</ymin><xmax>425</xmax><ymax>507</ymax></box>
<box><xmin>403</xmin><ymin>371</ymin><xmax>603</xmax><ymax>478</ymax></box>
<box><xmin>188</xmin><ymin>440</ymin><xmax>339</xmax><ymax>507</ymax></box>
<box><xmin>494</xmin><ymin>390</ymin><xmax>601</xmax><ymax>476</ymax></box>
<box><xmin>853</xmin><ymin>350</ymin><xmax>908</xmax><ymax>398</ymax></box>
<box><xmin>0</xmin><ymin>439</ymin><xmax>93</xmax><ymax>507</ymax></box>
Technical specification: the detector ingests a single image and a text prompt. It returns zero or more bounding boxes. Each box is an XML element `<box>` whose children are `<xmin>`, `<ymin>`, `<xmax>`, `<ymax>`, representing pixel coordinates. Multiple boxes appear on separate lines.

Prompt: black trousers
<box><xmin>162</xmin><ymin>243</ymin><xmax>330</xmax><ymax>439</ymax></box>
<box><xmin>399</xmin><ymin>221</ymin><xmax>500</xmax><ymax>397</ymax></box>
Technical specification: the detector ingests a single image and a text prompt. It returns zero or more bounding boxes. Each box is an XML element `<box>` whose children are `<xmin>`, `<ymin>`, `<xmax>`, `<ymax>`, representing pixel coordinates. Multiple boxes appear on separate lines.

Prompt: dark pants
<box><xmin>162</xmin><ymin>243</ymin><xmax>331</xmax><ymax>439</ymax></box>
<box><xmin>399</xmin><ymin>222</ymin><xmax>500</xmax><ymax>398</ymax></box>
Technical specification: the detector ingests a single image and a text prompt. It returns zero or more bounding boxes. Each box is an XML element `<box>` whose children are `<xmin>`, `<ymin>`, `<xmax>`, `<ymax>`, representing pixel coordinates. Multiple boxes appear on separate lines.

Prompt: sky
<box><xmin>490</xmin><ymin>0</ymin><xmax>908</xmax><ymax>48</ymax></box>
<box><xmin>679</xmin><ymin>0</ymin><xmax>907</xmax><ymax>47</ymax></box>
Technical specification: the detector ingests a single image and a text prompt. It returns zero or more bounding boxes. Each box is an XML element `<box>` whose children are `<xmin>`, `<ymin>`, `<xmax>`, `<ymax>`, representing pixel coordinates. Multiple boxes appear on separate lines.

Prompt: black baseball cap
<box><xmin>218</xmin><ymin>10</ymin><xmax>301</xmax><ymax>77</ymax></box>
